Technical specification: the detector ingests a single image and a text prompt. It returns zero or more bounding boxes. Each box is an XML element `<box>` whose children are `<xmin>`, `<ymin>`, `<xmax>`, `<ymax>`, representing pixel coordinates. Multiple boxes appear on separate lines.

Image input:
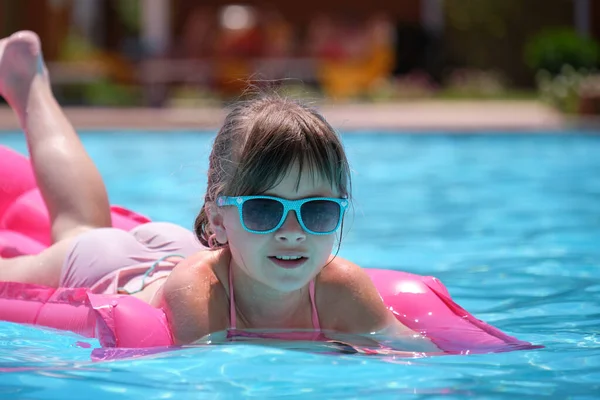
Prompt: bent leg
<box><xmin>0</xmin><ymin>31</ymin><xmax>111</xmax><ymax>243</ymax></box>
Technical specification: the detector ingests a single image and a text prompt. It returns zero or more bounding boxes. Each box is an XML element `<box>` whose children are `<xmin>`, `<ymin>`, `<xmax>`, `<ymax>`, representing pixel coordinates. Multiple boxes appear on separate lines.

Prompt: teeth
<box><xmin>275</xmin><ymin>255</ymin><xmax>302</xmax><ymax>260</ymax></box>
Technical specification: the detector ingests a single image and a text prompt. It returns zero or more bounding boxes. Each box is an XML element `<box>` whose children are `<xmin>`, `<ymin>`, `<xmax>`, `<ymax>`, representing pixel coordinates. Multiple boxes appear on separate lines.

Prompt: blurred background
<box><xmin>1</xmin><ymin>0</ymin><xmax>599</xmax><ymax>117</ymax></box>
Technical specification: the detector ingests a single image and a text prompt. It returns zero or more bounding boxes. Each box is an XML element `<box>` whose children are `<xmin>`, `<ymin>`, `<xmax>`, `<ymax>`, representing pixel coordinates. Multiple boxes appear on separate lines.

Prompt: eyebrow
<box><xmin>262</xmin><ymin>191</ymin><xmax>337</xmax><ymax>200</ymax></box>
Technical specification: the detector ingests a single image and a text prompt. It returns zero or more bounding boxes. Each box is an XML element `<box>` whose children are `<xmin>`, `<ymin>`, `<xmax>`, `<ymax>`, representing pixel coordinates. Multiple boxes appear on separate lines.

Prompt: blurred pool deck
<box><xmin>0</xmin><ymin>100</ymin><xmax>590</xmax><ymax>133</ymax></box>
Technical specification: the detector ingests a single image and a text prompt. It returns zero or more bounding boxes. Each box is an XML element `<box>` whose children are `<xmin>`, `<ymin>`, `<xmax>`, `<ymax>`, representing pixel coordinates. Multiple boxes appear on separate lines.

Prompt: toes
<box><xmin>8</xmin><ymin>31</ymin><xmax>41</xmax><ymax>56</ymax></box>
<box><xmin>0</xmin><ymin>31</ymin><xmax>41</xmax><ymax>62</ymax></box>
<box><xmin>10</xmin><ymin>30</ymin><xmax>40</xmax><ymax>44</ymax></box>
<box><xmin>0</xmin><ymin>30</ymin><xmax>45</xmax><ymax>99</ymax></box>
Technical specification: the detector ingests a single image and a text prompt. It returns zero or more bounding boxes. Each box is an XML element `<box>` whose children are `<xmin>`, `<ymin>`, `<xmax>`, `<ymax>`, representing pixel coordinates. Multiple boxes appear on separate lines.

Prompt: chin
<box><xmin>264</xmin><ymin>272</ymin><xmax>314</xmax><ymax>293</ymax></box>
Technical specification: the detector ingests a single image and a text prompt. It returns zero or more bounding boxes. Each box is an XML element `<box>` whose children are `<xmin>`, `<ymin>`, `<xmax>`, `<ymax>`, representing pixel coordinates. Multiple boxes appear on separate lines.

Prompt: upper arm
<box><xmin>155</xmin><ymin>257</ymin><xmax>226</xmax><ymax>345</ymax></box>
<box><xmin>318</xmin><ymin>259</ymin><xmax>440</xmax><ymax>352</ymax></box>
<box><xmin>318</xmin><ymin>259</ymin><xmax>397</xmax><ymax>334</ymax></box>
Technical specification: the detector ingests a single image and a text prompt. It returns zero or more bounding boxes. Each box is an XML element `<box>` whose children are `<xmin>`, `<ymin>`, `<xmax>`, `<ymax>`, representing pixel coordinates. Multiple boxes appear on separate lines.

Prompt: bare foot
<box><xmin>0</xmin><ymin>31</ymin><xmax>49</xmax><ymax>110</ymax></box>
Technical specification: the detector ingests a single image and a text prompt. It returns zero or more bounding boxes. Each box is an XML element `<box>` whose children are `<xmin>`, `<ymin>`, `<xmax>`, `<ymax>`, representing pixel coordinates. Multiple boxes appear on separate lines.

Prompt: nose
<box><xmin>275</xmin><ymin>211</ymin><xmax>306</xmax><ymax>242</ymax></box>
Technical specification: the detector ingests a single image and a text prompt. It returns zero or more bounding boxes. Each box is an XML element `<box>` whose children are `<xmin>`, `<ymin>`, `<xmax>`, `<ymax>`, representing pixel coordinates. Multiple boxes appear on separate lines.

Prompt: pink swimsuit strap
<box><xmin>228</xmin><ymin>264</ymin><xmax>321</xmax><ymax>331</ymax></box>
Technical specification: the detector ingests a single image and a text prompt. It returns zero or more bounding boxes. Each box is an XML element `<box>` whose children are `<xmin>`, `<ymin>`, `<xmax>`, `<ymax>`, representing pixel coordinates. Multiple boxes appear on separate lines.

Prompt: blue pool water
<box><xmin>1</xmin><ymin>131</ymin><xmax>599</xmax><ymax>399</ymax></box>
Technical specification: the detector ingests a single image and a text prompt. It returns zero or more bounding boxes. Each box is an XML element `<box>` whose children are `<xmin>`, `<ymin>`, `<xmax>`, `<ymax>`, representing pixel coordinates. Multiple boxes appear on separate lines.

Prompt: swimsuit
<box><xmin>59</xmin><ymin>222</ymin><xmax>204</xmax><ymax>294</ymax></box>
<box><xmin>226</xmin><ymin>263</ymin><xmax>328</xmax><ymax>341</ymax></box>
<box><xmin>224</xmin><ymin>266</ymin><xmax>371</xmax><ymax>354</ymax></box>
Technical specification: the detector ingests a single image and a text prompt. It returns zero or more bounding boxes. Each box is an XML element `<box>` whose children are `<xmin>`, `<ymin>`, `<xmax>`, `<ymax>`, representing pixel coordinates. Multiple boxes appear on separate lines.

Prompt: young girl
<box><xmin>0</xmin><ymin>31</ymin><xmax>437</xmax><ymax>351</ymax></box>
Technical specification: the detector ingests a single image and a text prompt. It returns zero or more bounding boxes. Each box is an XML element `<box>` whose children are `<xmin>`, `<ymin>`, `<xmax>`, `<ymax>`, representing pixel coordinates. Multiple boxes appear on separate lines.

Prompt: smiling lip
<box><xmin>268</xmin><ymin>256</ymin><xmax>309</xmax><ymax>269</ymax></box>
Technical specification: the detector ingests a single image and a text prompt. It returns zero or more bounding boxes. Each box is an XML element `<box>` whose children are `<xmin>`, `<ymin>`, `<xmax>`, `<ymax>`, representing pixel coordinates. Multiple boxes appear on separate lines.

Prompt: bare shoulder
<box><xmin>160</xmin><ymin>250</ymin><xmax>219</xmax><ymax>298</ymax></box>
<box><xmin>316</xmin><ymin>256</ymin><xmax>377</xmax><ymax>298</ymax></box>
<box><xmin>155</xmin><ymin>249</ymin><xmax>230</xmax><ymax>344</ymax></box>
<box><xmin>316</xmin><ymin>257</ymin><xmax>392</xmax><ymax>333</ymax></box>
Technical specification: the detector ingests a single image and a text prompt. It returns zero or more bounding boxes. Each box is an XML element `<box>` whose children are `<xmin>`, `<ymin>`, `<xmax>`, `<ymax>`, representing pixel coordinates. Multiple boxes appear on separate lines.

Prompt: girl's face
<box><xmin>219</xmin><ymin>162</ymin><xmax>339</xmax><ymax>292</ymax></box>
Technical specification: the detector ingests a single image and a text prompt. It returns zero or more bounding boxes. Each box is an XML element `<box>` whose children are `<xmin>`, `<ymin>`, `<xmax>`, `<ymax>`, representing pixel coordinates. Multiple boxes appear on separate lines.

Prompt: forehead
<box><xmin>264</xmin><ymin>161</ymin><xmax>338</xmax><ymax>199</ymax></box>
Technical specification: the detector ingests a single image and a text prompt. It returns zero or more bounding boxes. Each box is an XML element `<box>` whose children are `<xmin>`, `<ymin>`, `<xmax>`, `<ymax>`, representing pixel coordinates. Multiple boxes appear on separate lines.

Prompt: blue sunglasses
<box><xmin>216</xmin><ymin>195</ymin><xmax>348</xmax><ymax>235</ymax></box>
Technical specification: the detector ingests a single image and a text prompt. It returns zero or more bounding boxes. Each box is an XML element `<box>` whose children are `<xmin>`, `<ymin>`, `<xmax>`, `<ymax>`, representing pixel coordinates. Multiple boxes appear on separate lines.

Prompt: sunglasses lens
<box><xmin>242</xmin><ymin>198</ymin><xmax>284</xmax><ymax>231</ymax></box>
<box><xmin>300</xmin><ymin>200</ymin><xmax>341</xmax><ymax>233</ymax></box>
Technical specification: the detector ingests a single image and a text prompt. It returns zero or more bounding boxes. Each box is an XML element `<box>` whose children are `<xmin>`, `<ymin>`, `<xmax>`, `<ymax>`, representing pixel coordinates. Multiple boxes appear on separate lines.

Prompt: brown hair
<box><xmin>194</xmin><ymin>95</ymin><xmax>352</xmax><ymax>247</ymax></box>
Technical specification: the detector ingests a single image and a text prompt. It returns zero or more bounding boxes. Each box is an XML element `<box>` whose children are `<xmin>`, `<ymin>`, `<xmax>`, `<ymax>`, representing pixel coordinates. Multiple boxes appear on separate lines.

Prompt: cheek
<box><xmin>222</xmin><ymin>209</ymin><xmax>239</xmax><ymax>230</ymax></box>
<box><xmin>222</xmin><ymin>211</ymin><xmax>249</xmax><ymax>241</ymax></box>
<box><xmin>223</xmin><ymin>214</ymin><xmax>267</xmax><ymax>253</ymax></box>
<box><xmin>313</xmin><ymin>235</ymin><xmax>336</xmax><ymax>257</ymax></box>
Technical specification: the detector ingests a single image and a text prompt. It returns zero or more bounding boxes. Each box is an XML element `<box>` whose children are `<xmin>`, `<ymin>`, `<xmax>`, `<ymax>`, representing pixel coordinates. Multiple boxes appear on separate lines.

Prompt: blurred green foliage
<box><xmin>83</xmin><ymin>80</ymin><xmax>141</xmax><ymax>107</ymax></box>
<box><xmin>535</xmin><ymin>65</ymin><xmax>600</xmax><ymax>114</ymax></box>
<box><xmin>525</xmin><ymin>28</ymin><xmax>600</xmax><ymax>114</ymax></box>
<box><xmin>115</xmin><ymin>0</ymin><xmax>141</xmax><ymax>32</ymax></box>
<box><xmin>536</xmin><ymin>66</ymin><xmax>585</xmax><ymax>113</ymax></box>
<box><xmin>525</xmin><ymin>28</ymin><xmax>600</xmax><ymax>75</ymax></box>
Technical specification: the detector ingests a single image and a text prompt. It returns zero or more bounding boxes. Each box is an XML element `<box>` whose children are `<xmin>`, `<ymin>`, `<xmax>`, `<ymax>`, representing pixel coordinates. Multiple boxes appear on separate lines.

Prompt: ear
<box><xmin>206</xmin><ymin>203</ymin><xmax>228</xmax><ymax>245</ymax></box>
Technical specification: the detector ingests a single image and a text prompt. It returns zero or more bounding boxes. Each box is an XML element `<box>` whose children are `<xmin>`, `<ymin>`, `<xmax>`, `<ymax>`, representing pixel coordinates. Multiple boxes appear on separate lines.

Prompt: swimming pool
<box><xmin>1</xmin><ymin>131</ymin><xmax>599</xmax><ymax>398</ymax></box>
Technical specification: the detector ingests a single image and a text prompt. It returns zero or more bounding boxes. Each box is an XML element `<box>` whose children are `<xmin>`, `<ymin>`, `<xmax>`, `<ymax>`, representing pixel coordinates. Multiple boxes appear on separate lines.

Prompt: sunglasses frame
<box><xmin>216</xmin><ymin>195</ymin><xmax>348</xmax><ymax>235</ymax></box>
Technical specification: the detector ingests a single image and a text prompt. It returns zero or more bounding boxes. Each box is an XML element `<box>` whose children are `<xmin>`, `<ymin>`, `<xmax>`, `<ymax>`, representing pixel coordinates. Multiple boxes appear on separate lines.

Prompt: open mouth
<box><xmin>268</xmin><ymin>256</ymin><xmax>308</xmax><ymax>269</ymax></box>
